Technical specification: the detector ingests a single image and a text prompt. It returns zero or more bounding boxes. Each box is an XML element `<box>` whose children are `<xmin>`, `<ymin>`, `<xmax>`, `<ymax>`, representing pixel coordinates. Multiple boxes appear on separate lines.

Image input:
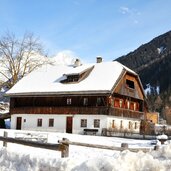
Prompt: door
<box><xmin>16</xmin><ymin>117</ymin><xmax>22</xmax><ymax>130</ymax></box>
<box><xmin>66</xmin><ymin>116</ymin><xmax>73</xmax><ymax>133</ymax></box>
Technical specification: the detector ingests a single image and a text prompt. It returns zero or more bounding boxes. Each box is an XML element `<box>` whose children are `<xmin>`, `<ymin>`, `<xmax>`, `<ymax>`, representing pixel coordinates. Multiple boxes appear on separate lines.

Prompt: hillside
<box><xmin>116</xmin><ymin>30</ymin><xmax>171</xmax><ymax>120</ymax></box>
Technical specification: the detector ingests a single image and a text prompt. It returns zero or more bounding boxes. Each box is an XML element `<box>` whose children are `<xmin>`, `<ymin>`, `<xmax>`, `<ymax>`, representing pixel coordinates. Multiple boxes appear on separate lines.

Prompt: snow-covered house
<box><xmin>6</xmin><ymin>59</ymin><xmax>147</xmax><ymax>135</ymax></box>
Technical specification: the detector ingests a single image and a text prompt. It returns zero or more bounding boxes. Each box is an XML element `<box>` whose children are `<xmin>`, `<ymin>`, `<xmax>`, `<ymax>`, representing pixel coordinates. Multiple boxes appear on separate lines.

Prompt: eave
<box><xmin>6</xmin><ymin>90</ymin><xmax>112</xmax><ymax>97</ymax></box>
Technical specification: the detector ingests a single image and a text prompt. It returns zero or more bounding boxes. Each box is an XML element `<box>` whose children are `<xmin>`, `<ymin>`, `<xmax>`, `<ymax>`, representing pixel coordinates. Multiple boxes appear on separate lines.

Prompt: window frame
<box><xmin>37</xmin><ymin>118</ymin><xmax>42</xmax><ymax>127</ymax></box>
<box><xmin>120</xmin><ymin>120</ymin><xmax>123</xmax><ymax>129</ymax></box>
<box><xmin>126</xmin><ymin>79</ymin><xmax>135</xmax><ymax>89</ymax></box>
<box><xmin>83</xmin><ymin>97</ymin><xmax>88</xmax><ymax>106</ymax></box>
<box><xmin>67</xmin><ymin>98</ymin><xmax>72</xmax><ymax>105</ymax></box>
<box><xmin>49</xmin><ymin>118</ymin><xmax>54</xmax><ymax>127</ymax></box>
<box><xmin>112</xmin><ymin>120</ymin><xmax>115</xmax><ymax>128</ymax></box>
<box><xmin>80</xmin><ymin>119</ymin><xmax>87</xmax><ymax>128</ymax></box>
<box><xmin>94</xmin><ymin>119</ymin><xmax>100</xmax><ymax>128</ymax></box>
<box><xmin>134</xmin><ymin>122</ymin><xmax>138</xmax><ymax>129</ymax></box>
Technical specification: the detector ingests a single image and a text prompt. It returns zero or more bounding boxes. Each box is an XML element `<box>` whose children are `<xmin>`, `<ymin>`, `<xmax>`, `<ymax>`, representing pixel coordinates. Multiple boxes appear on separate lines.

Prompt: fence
<box><xmin>0</xmin><ymin>131</ymin><xmax>69</xmax><ymax>158</ymax></box>
<box><xmin>58</xmin><ymin>138</ymin><xmax>153</xmax><ymax>153</ymax></box>
<box><xmin>0</xmin><ymin>131</ymin><xmax>158</xmax><ymax>159</ymax></box>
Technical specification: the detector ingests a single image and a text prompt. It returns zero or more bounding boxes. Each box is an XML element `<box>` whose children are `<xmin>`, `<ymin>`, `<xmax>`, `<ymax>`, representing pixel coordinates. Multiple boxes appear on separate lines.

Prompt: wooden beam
<box><xmin>58</xmin><ymin>139</ymin><xmax>151</xmax><ymax>153</ymax></box>
<box><xmin>0</xmin><ymin>136</ymin><xmax>62</xmax><ymax>151</ymax></box>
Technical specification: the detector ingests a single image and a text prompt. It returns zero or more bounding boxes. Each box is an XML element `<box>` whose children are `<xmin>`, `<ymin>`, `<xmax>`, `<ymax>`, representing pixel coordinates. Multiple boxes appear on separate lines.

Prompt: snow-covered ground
<box><xmin>0</xmin><ymin>129</ymin><xmax>171</xmax><ymax>171</ymax></box>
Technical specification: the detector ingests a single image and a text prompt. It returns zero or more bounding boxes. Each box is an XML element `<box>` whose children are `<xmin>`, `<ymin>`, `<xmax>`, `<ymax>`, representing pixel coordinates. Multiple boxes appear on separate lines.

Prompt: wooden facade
<box><xmin>10</xmin><ymin>72</ymin><xmax>146</xmax><ymax>120</ymax></box>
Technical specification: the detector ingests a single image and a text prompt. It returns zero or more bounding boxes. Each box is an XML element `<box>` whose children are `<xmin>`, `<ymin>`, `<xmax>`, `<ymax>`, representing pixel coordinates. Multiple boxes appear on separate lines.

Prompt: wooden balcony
<box><xmin>11</xmin><ymin>106</ymin><xmax>144</xmax><ymax>119</ymax></box>
<box><xmin>10</xmin><ymin>106</ymin><xmax>108</xmax><ymax>115</ymax></box>
<box><xmin>108</xmin><ymin>107</ymin><xmax>144</xmax><ymax>119</ymax></box>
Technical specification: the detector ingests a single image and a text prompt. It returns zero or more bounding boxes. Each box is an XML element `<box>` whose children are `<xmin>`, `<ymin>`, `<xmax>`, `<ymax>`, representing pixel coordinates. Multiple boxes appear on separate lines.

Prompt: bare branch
<box><xmin>0</xmin><ymin>31</ymin><xmax>51</xmax><ymax>88</ymax></box>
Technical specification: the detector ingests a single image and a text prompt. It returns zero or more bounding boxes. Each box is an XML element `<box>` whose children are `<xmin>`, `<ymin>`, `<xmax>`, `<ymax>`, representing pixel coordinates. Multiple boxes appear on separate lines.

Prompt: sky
<box><xmin>0</xmin><ymin>0</ymin><xmax>171</xmax><ymax>63</ymax></box>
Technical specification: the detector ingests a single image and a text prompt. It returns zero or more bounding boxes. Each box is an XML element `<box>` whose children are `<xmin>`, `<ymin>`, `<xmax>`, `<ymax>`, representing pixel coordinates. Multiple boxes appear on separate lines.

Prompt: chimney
<box><xmin>96</xmin><ymin>56</ymin><xmax>102</xmax><ymax>63</ymax></box>
<box><xmin>74</xmin><ymin>58</ymin><xmax>81</xmax><ymax>67</ymax></box>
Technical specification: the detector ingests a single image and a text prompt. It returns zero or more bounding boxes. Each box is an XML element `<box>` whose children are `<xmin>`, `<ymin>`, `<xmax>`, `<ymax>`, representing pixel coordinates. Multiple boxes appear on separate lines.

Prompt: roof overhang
<box><xmin>6</xmin><ymin>90</ymin><xmax>112</xmax><ymax>97</ymax></box>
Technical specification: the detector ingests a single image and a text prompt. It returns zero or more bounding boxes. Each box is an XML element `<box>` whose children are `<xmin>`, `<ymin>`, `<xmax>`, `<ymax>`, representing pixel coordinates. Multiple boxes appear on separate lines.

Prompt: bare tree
<box><xmin>0</xmin><ymin>32</ymin><xmax>52</xmax><ymax>88</ymax></box>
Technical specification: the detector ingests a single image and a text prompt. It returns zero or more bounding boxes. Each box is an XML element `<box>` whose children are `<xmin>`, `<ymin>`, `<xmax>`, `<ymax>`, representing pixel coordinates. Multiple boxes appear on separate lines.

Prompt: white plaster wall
<box><xmin>11</xmin><ymin>114</ymin><xmax>72</xmax><ymax>132</ymax></box>
<box><xmin>11</xmin><ymin>114</ymin><xmax>108</xmax><ymax>135</ymax></box>
<box><xmin>107</xmin><ymin>116</ymin><xmax>141</xmax><ymax>133</ymax></box>
<box><xmin>73</xmin><ymin>115</ymin><xmax>107</xmax><ymax>135</ymax></box>
<box><xmin>11</xmin><ymin>114</ymin><xmax>140</xmax><ymax>134</ymax></box>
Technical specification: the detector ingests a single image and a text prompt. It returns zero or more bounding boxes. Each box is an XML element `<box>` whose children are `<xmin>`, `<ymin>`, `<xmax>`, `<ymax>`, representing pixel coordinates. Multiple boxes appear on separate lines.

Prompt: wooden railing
<box><xmin>0</xmin><ymin>132</ymin><xmax>69</xmax><ymax>158</ymax></box>
<box><xmin>109</xmin><ymin>108</ymin><xmax>144</xmax><ymax>119</ymax></box>
<box><xmin>11</xmin><ymin>106</ymin><xmax>144</xmax><ymax>119</ymax></box>
<box><xmin>0</xmin><ymin>131</ymin><xmax>155</xmax><ymax>158</ymax></box>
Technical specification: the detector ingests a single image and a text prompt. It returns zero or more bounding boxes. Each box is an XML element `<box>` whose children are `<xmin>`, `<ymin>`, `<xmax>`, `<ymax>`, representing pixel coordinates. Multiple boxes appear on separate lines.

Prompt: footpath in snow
<box><xmin>0</xmin><ymin>129</ymin><xmax>171</xmax><ymax>171</ymax></box>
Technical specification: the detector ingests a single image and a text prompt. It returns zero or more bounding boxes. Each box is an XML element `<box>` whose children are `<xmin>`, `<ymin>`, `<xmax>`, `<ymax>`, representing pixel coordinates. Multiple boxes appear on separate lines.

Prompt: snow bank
<box><xmin>157</xmin><ymin>134</ymin><xmax>168</xmax><ymax>140</ymax></box>
<box><xmin>1</xmin><ymin>145</ymin><xmax>171</xmax><ymax>171</ymax></box>
<box><xmin>0</xmin><ymin>130</ymin><xmax>171</xmax><ymax>171</ymax></box>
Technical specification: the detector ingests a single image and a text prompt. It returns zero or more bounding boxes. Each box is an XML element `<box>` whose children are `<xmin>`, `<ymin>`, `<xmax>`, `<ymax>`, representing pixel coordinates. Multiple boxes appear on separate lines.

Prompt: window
<box><xmin>24</xmin><ymin>119</ymin><xmax>26</xmax><ymax>122</ymax></box>
<box><xmin>120</xmin><ymin>120</ymin><xmax>123</xmax><ymax>129</ymax></box>
<box><xmin>96</xmin><ymin>97</ymin><xmax>102</xmax><ymax>106</ymax></box>
<box><xmin>130</xmin><ymin>102</ymin><xmax>134</xmax><ymax>110</ymax></box>
<box><xmin>114</xmin><ymin>99</ymin><xmax>119</xmax><ymax>107</ymax></box>
<box><xmin>67</xmin><ymin>75</ymin><xmax>79</xmax><ymax>82</ymax></box>
<box><xmin>49</xmin><ymin>118</ymin><xmax>54</xmax><ymax>127</ymax></box>
<box><xmin>61</xmin><ymin>74</ymin><xmax>79</xmax><ymax>83</ymax></box>
<box><xmin>94</xmin><ymin>119</ymin><xmax>100</xmax><ymax>128</ymax></box>
<box><xmin>112</xmin><ymin>120</ymin><xmax>115</xmax><ymax>128</ymax></box>
<box><xmin>67</xmin><ymin>98</ymin><xmax>72</xmax><ymax>105</ymax></box>
<box><xmin>37</xmin><ymin>119</ymin><xmax>42</xmax><ymax>127</ymax></box>
<box><xmin>119</xmin><ymin>99</ymin><xmax>123</xmax><ymax>108</ymax></box>
<box><xmin>83</xmin><ymin>98</ymin><xmax>88</xmax><ymax>106</ymax></box>
<box><xmin>126</xmin><ymin>100</ymin><xmax>130</xmax><ymax>109</ymax></box>
<box><xmin>81</xmin><ymin>119</ymin><xmax>87</xmax><ymax>127</ymax></box>
<box><xmin>128</xmin><ymin>121</ymin><xmax>133</xmax><ymax>129</ymax></box>
<box><xmin>134</xmin><ymin>103</ymin><xmax>136</xmax><ymax>111</ymax></box>
<box><xmin>126</xmin><ymin>79</ymin><xmax>135</xmax><ymax>89</ymax></box>
<box><xmin>134</xmin><ymin>122</ymin><xmax>138</xmax><ymax>129</ymax></box>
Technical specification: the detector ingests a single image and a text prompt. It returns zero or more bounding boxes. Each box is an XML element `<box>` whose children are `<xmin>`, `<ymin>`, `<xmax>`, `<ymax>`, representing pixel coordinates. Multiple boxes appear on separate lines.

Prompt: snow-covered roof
<box><xmin>6</xmin><ymin>61</ymin><xmax>137</xmax><ymax>96</ymax></box>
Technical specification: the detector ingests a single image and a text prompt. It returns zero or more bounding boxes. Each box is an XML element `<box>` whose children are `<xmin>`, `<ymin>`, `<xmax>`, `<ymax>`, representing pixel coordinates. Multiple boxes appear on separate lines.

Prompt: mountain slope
<box><xmin>116</xmin><ymin>30</ymin><xmax>171</xmax><ymax>117</ymax></box>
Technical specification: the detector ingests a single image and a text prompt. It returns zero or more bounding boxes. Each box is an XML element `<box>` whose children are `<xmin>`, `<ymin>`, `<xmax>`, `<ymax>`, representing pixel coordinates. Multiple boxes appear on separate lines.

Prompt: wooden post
<box><xmin>61</xmin><ymin>138</ymin><xmax>69</xmax><ymax>158</ymax></box>
<box><xmin>154</xmin><ymin>145</ymin><xmax>160</xmax><ymax>151</ymax></box>
<box><xmin>121</xmin><ymin>143</ymin><xmax>128</xmax><ymax>151</ymax></box>
<box><xmin>3</xmin><ymin>131</ymin><xmax>8</xmax><ymax>147</ymax></box>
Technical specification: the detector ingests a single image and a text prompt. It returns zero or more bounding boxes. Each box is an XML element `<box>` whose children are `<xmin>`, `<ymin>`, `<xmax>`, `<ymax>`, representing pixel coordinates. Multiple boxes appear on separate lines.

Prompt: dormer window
<box><xmin>60</xmin><ymin>66</ymin><xmax>94</xmax><ymax>84</ymax></box>
<box><xmin>67</xmin><ymin>75</ymin><xmax>79</xmax><ymax>82</ymax></box>
<box><xmin>126</xmin><ymin>79</ymin><xmax>135</xmax><ymax>89</ymax></box>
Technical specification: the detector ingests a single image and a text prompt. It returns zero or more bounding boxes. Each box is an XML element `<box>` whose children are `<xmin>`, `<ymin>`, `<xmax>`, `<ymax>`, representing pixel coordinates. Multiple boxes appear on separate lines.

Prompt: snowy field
<box><xmin>0</xmin><ymin>129</ymin><xmax>171</xmax><ymax>171</ymax></box>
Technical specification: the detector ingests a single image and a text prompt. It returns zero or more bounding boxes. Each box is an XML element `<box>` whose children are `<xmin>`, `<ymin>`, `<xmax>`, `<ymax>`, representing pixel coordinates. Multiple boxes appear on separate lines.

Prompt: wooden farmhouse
<box><xmin>6</xmin><ymin>58</ymin><xmax>147</xmax><ymax>135</ymax></box>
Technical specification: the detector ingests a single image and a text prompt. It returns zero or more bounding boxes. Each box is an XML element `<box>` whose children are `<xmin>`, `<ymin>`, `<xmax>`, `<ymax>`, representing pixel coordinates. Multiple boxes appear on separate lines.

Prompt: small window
<box><xmin>134</xmin><ymin>103</ymin><xmax>136</xmax><ymax>111</ymax></box>
<box><xmin>135</xmin><ymin>122</ymin><xmax>138</xmax><ymax>129</ymax></box>
<box><xmin>130</xmin><ymin>102</ymin><xmax>134</xmax><ymax>110</ymax></box>
<box><xmin>24</xmin><ymin>119</ymin><xmax>26</xmax><ymax>122</ymax></box>
<box><xmin>96</xmin><ymin>97</ymin><xmax>102</xmax><ymax>106</ymax></box>
<box><xmin>128</xmin><ymin>121</ymin><xmax>133</xmax><ymax>129</ymax></box>
<box><xmin>119</xmin><ymin>99</ymin><xmax>123</xmax><ymax>108</ymax></box>
<box><xmin>126</xmin><ymin>100</ymin><xmax>130</xmax><ymax>109</ymax></box>
<box><xmin>49</xmin><ymin>118</ymin><xmax>54</xmax><ymax>127</ymax></box>
<box><xmin>37</xmin><ymin>118</ymin><xmax>42</xmax><ymax>127</ymax></box>
<box><xmin>120</xmin><ymin>120</ymin><xmax>123</xmax><ymax>129</ymax></box>
<box><xmin>94</xmin><ymin>119</ymin><xmax>100</xmax><ymax>128</ymax></box>
<box><xmin>112</xmin><ymin>120</ymin><xmax>115</xmax><ymax>128</ymax></box>
<box><xmin>126</xmin><ymin>79</ymin><xmax>135</xmax><ymax>89</ymax></box>
<box><xmin>83</xmin><ymin>98</ymin><xmax>88</xmax><ymax>106</ymax></box>
<box><xmin>114</xmin><ymin>99</ymin><xmax>119</xmax><ymax>107</ymax></box>
<box><xmin>67</xmin><ymin>98</ymin><xmax>72</xmax><ymax>105</ymax></box>
<box><xmin>81</xmin><ymin>119</ymin><xmax>87</xmax><ymax>127</ymax></box>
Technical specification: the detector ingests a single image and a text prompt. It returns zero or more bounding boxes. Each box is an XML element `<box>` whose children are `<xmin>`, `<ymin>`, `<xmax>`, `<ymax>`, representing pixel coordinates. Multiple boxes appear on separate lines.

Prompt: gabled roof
<box><xmin>6</xmin><ymin>61</ymin><xmax>138</xmax><ymax>96</ymax></box>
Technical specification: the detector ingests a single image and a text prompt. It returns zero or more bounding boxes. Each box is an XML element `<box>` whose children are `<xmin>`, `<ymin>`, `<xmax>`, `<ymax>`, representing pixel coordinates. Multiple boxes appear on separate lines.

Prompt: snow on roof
<box><xmin>6</xmin><ymin>61</ymin><xmax>136</xmax><ymax>96</ymax></box>
<box><xmin>63</xmin><ymin>64</ymin><xmax>94</xmax><ymax>75</ymax></box>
